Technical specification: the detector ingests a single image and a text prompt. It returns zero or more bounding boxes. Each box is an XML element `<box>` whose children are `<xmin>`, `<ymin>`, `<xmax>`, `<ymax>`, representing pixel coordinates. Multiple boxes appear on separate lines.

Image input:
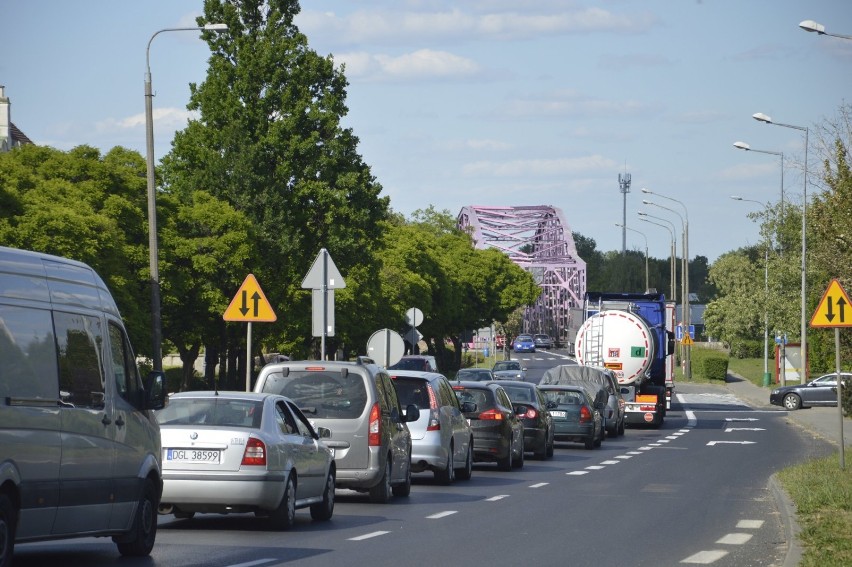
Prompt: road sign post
<box><xmin>302</xmin><ymin>249</ymin><xmax>346</xmax><ymax>360</ymax></box>
<box><xmin>809</xmin><ymin>278</ymin><xmax>852</xmax><ymax>470</ymax></box>
<box><xmin>223</xmin><ymin>274</ymin><xmax>277</xmax><ymax>391</ymax></box>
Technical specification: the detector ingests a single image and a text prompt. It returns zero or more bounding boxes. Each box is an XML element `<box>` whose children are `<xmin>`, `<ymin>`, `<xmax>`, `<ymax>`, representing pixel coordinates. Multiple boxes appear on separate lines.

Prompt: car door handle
<box><xmin>101</xmin><ymin>414</ymin><xmax>112</xmax><ymax>426</ymax></box>
<box><xmin>115</xmin><ymin>415</ymin><xmax>125</xmax><ymax>427</ymax></box>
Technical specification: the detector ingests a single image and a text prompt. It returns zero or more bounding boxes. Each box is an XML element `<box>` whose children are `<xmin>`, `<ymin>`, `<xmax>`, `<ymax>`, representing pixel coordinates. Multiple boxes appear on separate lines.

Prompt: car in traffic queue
<box><xmin>452</xmin><ymin>381</ymin><xmax>525</xmax><ymax>471</ymax></box>
<box><xmin>492</xmin><ymin>359</ymin><xmax>527</xmax><ymax>381</ymax></box>
<box><xmin>495</xmin><ymin>380</ymin><xmax>555</xmax><ymax>460</ymax></box>
<box><xmin>454</xmin><ymin>368</ymin><xmax>496</xmax><ymax>381</ymax></box>
<box><xmin>769</xmin><ymin>372</ymin><xmax>852</xmax><ymax>410</ymax></box>
<box><xmin>156</xmin><ymin>391</ymin><xmax>336</xmax><ymax>529</ymax></box>
<box><xmin>537</xmin><ymin>385</ymin><xmax>604</xmax><ymax>449</ymax></box>
<box><xmin>388</xmin><ymin>355</ymin><xmax>439</xmax><ymax>372</ymax></box>
<box><xmin>533</xmin><ymin>334</ymin><xmax>554</xmax><ymax>349</ymax></box>
<box><xmin>540</xmin><ymin>365</ymin><xmax>624</xmax><ymax>437</ymax></box>
<box><xmin>512</xmin><ymin>334</ymin><xmax>536</xmax><ymax>353</ymax></box>
<box><xmin>254</xmin><ymin>359</ymin><xmax>420</xmax><ymax>503</ymax></box>
<box><xmin>389</xmin><ymin>371</ymin><xmax>476</xmax><ymax>484</ymax></box>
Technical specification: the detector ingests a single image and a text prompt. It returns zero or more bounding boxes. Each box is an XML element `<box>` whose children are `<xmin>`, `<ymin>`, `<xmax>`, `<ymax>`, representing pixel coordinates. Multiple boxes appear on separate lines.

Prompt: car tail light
<box><xmin>452</xmin><ymin>385</ymin><xmax>465</xmax><ymax>391</ymax></box>
<box><xmin>517</xmin><ymin>407</ymin><xmax>538</xmax><ymax>419</ymax></box>
<box><xmin>479</xmin><ymin>409</ymin><xmax>504</xmax><ymax>421</ymax></box>
<box><xmin>241</xmin><ymin>437</ymin><xmax>267</xmax><ymax>466</ymax></box>
<box><xmin>426</xmin><ymin>385</ymin><xmax>440</xmax><ymax>431</ymax></box>
<box><xmin>579</xmin><ymin>406</ymin><xmax>592</xmax><ymax>423</ymax></box>
<box><xmin>369</xmin><ymin>402</ymin><xmax>381</xmax><ymax>446</ymax></box>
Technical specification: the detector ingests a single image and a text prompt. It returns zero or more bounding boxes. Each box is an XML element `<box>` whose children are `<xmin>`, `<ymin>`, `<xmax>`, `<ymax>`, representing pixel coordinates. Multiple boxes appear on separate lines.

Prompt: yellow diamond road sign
<box><xmin>810</xmin><ymin>279</ymin><xmax>852</xmax><ymax>328</ymax></box>
<box><xmin>224</xmin><ymin>274</ymin><xmax>277</xmax><ymax>322</ymax></box>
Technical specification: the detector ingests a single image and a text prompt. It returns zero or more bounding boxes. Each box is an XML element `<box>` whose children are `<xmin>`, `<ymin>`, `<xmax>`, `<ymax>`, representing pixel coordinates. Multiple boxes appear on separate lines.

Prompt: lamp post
<box><xmin>733</xmin><ymin>141</ymin><xmax>785</xmax><ymax>229</ymax></box>
<box><xmin>799</xmin><ymin>20</ymin><xmax>852</xmax><ymax>40</ymax></box>
<box><xmin>731</xmin><ymin>196</ymin><xmax>772</xmax><ymax>386</ymax></box>
<box><xmin>615</xmin><ymin>223</ymin><xmax>648</xmax><ymax>291</ymax></box>
<box><xmin>753</xmin><ymin>112</ymin><xmax>809</xmax><ymax>380</ymax></box>
<box><xmin>638</xmin><ymin>215</ymin><xmax>677</xmax><ymax>302</ymax></box>
<box><xmin>642</xmin><ymin>188</ymin><xmax>691</xmax><ymax>379</ymax></box>
<box><xmin>145</xmin><ymin>23</ymin><xmax>228</xmax><ymax>372</ymax></box>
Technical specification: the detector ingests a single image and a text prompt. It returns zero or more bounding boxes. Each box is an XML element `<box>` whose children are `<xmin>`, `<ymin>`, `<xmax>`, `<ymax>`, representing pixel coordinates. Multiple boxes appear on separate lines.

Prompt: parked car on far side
<box><xmin>452</xmin><ymin>382</ymin><xmax>525</xmax><ymax>471</ymax></box>
<box><xmin>538</xmin><ymin>385</ymin><xmax>604</xmax><ymax>449</ymax></box>
<box><xmin>157</xmin><ymin>391</ymin><xmax>335</xmax><ymax>529</ymax></box>
<box><xmin>769</xmin><ymin>372</ymin><xmax>852</xmax><ymax>410</ymax></box>
<box><xmin>389</xmin><ymin>370</ymin><xmax>475</xmax><ymax>484</ymax></box>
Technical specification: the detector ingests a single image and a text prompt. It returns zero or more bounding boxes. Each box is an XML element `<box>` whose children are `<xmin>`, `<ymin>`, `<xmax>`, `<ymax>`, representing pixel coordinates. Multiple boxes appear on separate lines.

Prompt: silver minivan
<box><xmin>254</xmin><ymin>360</ymin><xmax>419</xmax><ymax>503</ymax></box>
<box><xmin>0</xmin><ymin>246</ymin><xmax>166</xmax><ymax>566</ymax></box>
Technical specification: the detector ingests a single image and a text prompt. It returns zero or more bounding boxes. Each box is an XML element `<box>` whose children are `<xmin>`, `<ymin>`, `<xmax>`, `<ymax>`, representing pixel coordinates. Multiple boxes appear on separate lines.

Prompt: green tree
<box><xmin>160</xmin><ymin>0</ymin><xmax>390</xmax><ymax>371</ymax></box>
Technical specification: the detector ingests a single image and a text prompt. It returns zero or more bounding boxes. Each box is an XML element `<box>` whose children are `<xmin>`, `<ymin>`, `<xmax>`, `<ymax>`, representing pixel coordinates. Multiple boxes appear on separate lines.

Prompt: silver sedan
<box><xmin>156</xmin><ymin>391</ymin><xmax>335</xmax><ymax>529</ymax></box>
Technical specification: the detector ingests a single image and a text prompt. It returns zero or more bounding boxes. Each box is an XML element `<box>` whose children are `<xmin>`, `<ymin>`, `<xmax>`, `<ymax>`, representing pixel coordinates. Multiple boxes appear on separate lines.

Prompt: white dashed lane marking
<box><xmin>486</xmin><ymin>495</ymin><xmax>509</xmax><ymax>501</ymax></box>
<box><xmin>427</xmin><ymin>511</ymin><xmax>457</xmax><ymax>519</ymax></box>
<box><xmin>681</xmin><ymin>550</ymin><xmax>728</xmax><ymax>564</ymax></box>
<box><xmin>348</xmin><ymin>531</ymin><xmax>390</xmax><ymax>541</ymax></box>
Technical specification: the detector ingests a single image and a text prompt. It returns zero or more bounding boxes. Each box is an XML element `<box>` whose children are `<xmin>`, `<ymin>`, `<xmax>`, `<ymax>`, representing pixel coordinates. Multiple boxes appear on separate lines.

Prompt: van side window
<box><xmin>54</xmin><ymin>311</ymin><xmax>105</xmax><ymax>409</ymax></box>
<box><xmin>108</xmin><ymin>322</ymin><xmax>141</xmax><ymax>406</ymax></box>
<box><xmin>0</xmin><ymin>304</ymin><xmax>58</xmax><ymax>400</ymax></box>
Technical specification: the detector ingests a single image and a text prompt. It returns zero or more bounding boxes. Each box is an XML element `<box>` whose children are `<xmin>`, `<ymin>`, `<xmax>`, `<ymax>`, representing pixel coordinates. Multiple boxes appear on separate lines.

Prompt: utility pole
<box><xmin>619</xmin><ymin>172</ymin><xmax>631</xmax><ymax>254</ymax></box>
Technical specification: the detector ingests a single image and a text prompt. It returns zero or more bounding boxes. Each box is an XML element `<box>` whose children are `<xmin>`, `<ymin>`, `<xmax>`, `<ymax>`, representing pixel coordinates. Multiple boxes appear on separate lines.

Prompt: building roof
<box><xmin>10</xmin><ymin>122</ymin><xmax>33</xmax><ymax>146</ymax></box>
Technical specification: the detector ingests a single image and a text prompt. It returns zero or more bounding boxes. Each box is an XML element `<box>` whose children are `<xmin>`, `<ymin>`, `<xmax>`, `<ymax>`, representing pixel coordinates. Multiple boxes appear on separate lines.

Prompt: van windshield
<box><xmin>259</xmin><ymin>370</ymin><xmax>367</xmax><ymax>419</ymax></box>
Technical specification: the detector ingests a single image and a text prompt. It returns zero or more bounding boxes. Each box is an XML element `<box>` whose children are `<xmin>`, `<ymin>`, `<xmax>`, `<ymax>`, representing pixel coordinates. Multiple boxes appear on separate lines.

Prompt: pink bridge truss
<box><xmin>457</xmin><ymin>205</ymin><xmax>586</xmax><ymax>347</ymax></box>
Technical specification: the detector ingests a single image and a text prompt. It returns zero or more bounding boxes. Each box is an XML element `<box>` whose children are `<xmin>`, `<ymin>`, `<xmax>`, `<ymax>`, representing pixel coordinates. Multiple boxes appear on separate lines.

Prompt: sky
<box><xmin>3</xmin><ymin>1</ymin><xmax>852</xmax><ymax>263</ymax></box>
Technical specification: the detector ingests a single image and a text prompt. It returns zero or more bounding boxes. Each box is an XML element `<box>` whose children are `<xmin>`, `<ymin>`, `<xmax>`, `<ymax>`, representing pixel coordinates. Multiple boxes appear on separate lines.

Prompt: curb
<box><xmin>769</xmin><ymin>473</ymin><xmax>803</xmax><ymax>567</ymax></box>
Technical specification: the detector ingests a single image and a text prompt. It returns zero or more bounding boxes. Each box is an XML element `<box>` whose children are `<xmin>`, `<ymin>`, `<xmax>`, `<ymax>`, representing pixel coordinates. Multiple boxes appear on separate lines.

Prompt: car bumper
<box><xmin>161</xmin><ymin>470</ymin><xmax>286</xmax><ymax>511</ymax></box>
<box><xmin>470</xmin><ymin>426</ymin><xmax>510</xmax><ymax>462</ymax></box>
<box><xmin>335</xmin><ymin>448</ymin><xmax>384</xmax><ymax>489</ymax></box>
<box><xmin>522</xmin><ymin>424</ymin><xmax>547</xmax><ymax>451</ymax></box>
<box><xmin>553</xmin><ymin>421</ymin><xmax>595</xmax><ymax>443</ymax></box>
<box><xmin>410</xmin><ymin>434</ymin><xmax>448</xmax><ymax>472</ymax></box>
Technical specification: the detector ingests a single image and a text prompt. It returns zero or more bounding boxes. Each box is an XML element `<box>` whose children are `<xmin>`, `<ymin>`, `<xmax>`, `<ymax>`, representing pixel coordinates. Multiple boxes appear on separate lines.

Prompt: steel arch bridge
<box><xmin>457</xmin><ymin>205</ymin><xmax>586</xmax><ymax>346</ymax></box>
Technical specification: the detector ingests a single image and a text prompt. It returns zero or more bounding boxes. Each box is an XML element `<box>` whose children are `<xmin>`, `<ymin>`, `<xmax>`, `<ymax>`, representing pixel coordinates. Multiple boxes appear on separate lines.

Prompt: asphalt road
<box><xmin>12</xmin><ymin>351</ymin><xmax>834</xmax><ymax>567</ymax></box>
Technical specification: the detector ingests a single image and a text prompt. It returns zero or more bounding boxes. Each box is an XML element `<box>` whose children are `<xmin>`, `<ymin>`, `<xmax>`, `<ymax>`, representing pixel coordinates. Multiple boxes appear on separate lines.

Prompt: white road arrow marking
<box><xmin>707</xmin><ymin>441</ymin><xmax>756</xmax><ymax>446</ymax></box>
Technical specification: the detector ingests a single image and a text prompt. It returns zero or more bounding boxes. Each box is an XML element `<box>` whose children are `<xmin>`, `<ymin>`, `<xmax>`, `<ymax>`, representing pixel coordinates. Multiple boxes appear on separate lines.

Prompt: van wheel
<box><xmin>115</xmin><ymin>478</ymin><xmax>158</xmax><ymax>557</ymax></box>
<box><xmin>310</xmin><ymin>469</ymin><xmax>335</xmax><ymax>521</ymax></box>
<box><xmin>392</xmin><ymin>461</ymin><xmax>411</xmax><ymax>498</ymax></box>
<box><xmin>369</xmin><ymin>460</ymin><xmax>392</xmax><ymax>503</ymax></box>
<box><xmin>0</xmin><ymin>492</ymin><xmax>17</xmax><ymax>567</ymax></box>
<box><xmin>269</xmin><ymin>473</ymin><xmax>296</xmax><ymax>530</ymax></box>
<box><xmin>435</xmin><ymin>444</ymin><xmax>455</xmax><ymax>485</ymax></box>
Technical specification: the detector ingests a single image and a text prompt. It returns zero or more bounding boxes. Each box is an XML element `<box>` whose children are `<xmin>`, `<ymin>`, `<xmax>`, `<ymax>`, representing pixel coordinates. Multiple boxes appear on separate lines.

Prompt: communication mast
<box><xmin>619</xmin><ymin>172</ymin><xmax>631</xmax><ymax>253</ymax></box>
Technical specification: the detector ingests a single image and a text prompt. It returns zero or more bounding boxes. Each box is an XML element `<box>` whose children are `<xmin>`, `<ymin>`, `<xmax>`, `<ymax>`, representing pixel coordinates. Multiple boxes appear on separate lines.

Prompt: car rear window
<box><xmin>502</xmin><ymin>385</ymin><xmax>534</xmax><ymax>403</ymax></box>
<box><xmin>258</xmin><ymin>370</ymin><xmax>368</xmax><ymax>419</ymax></box>
<box><xmin>156</xmin><ymin>398</ymin><xmax>263</xmax><ymax>428</ymax></box>
<box><xmin>454</xmin><ymin>387</ymin><xmax>494</xmax><ymax>412</ymax></box>
<box><xmin>388</xmin><ymin>358</ymin><xmax>430</xmax><ymax>371</ymax></box>
<box><xmin>493</xmin><ymin>361</ymin><xmax>520</xmax><ymax>372</ymax></box>
<box><xmin>541</xmin><ymin>389</ymin><xmax>583</xmax><ymax>406</ymax></box>
<box><xmin>392</xmin><ymin>377</ymin><xmax>432</xmax><ymax>409</ymax></box>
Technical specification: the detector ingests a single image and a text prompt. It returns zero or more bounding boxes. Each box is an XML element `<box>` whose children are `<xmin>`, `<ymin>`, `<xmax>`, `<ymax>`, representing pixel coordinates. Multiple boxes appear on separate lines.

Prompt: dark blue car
<box><xmin>512</xmin><ymin>334</ymin><xmax>536</xmax><ymax>353</ymax></box>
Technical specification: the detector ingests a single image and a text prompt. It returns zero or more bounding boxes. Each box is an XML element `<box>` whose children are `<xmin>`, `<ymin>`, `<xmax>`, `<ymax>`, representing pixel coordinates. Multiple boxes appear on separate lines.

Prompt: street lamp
<box><xmin>642</xmin><ymin>188</ymin><xmax>691</xmax><ymax>379</ymax></box>
<box><xmin>731</xmin><ymin>196</ymin><xmax>772</xmax><ymax>386</ymax></box>
<box><xmin>733</xmin><ymin>141</ymin><xmax>785</xmax><ymax>226</ymax></box>
<box><xmin>615</xmin><ymin>223</ymin><xmax>648</xmax><ymax>291</ymax></box>
<box><xmin>799</xmin><ymin>20</ymin><xmax>852</xmax><ymax>40</ymax></box>
<box><xmin>638</xmin><ymin>214</ymin><xmax>677</xmax><ymax>302</ymax></box>
<box><xmin>753</xmin><ymin>112</ymin><xmax>809</xmax><ymax>379</ymax></box>
<box><xmin>145</xmin><ymin>23</ymin><xmax>228</xmax><ymax>372</ymax></box>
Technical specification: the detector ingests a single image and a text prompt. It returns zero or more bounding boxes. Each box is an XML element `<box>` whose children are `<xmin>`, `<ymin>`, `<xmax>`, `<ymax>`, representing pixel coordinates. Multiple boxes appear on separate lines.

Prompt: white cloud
<box><xmin>97</xmin><ymin>108</ymin><xmax>197</xmax><ymax>133</ymax></box>
<box><xmin>497</xmin><ymin>89</ymin><xmax>651</xmax><ymax>119</ymax></box>
<box><xmin>336</xmin><ymin>49</ymin><xmax>481</xmax><ymax>81</ymax></box>
<box><xmin>441</xmin><ymin>138</ymin><xmax>514</xmax><ymax>151</ymax></box>
<box><xmin>462</xmin><ymin>154</ymin><xmax>618</xmax><ymax>177</ymax></box>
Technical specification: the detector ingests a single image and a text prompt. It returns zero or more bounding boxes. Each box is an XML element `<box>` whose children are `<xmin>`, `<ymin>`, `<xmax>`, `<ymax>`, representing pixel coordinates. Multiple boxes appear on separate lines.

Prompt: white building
<box><xmin>0</xmin><ymin>85</ymin><xmax>33</xmax><ymax>152</ymax></box>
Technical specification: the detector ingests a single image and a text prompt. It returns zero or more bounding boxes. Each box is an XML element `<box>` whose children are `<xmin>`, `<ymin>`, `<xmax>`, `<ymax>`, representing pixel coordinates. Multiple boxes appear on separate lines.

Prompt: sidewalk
<box><xmin>725</xmin><ymin>372</ymin><xmax>852</xmax><ymax>448</ymax></box>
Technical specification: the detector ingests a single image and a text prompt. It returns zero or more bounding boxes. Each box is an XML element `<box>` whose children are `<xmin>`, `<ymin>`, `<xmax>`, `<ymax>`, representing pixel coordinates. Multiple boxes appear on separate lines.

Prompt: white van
<box><xmin>0</xmin><ymin>246</ymin><xmax>166</xmax><ymax>566</ymax></box>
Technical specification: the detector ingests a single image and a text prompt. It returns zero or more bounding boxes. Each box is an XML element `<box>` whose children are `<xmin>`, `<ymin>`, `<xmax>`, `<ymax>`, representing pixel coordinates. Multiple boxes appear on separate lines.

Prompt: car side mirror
<box><xmin>317</xmin><ymin>426</ymin><xmax>332</xmax><ymax>439</ymax></box>
<box><xmin>144</xmin><ymin>370</ymin><xmax>166</xmax><ymax>411</ymax></box>
<box><xmin>405</xmin><ymin>404</ymin><xmax>421</xmax><ymax>422</ymax></box>
<box><xmin>461</xmin><ymin>401</ymin><xmax>477</xmax><ymax>413</ymax></box>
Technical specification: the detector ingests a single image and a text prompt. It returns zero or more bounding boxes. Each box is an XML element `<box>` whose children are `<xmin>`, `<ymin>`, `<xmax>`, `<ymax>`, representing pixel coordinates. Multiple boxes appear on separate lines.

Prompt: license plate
<box><xmin>166</xmin><ymin>448</ymin><xmax>221</xmax><ymax>463</ymax></box>
<box><xmin>551</xmin><ymin>411</ymin><xmax>567</xmax><ymax>418</ymax></box>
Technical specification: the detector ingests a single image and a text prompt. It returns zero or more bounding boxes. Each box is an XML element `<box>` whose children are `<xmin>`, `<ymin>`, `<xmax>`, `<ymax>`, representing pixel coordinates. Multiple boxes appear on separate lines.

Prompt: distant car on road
<box><xmin>455</xmin><ymin>368</ymin><xmax>496</xmax><ymax>381</ymax></box>
<box><xmin>512</xmin><ymin>334</ymin><xmax>536</xmax><ymax>353</ymax></box>
<box><xmin>156</xmin><ymin>391</ymin><xmax>336</xmax><ymax>529</ymax></box>
<box><xmin>533</xmin><ymin>334</ymin><xmax>554</xmax><ymax>349</ymax></box>
<box><xmin>769</xmin><ymin>372</ymin><xmax>852</xmax><ymax>410</ymax></box>
<box><xmin>492</xmin><ymin>360</ymin><xmax>527</xmax><ymax>381</ymax></box>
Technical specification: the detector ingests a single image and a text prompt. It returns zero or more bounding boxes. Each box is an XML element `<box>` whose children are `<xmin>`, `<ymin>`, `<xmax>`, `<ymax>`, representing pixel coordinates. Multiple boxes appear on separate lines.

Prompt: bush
<box><xmin>729</xmin><ymin>339</ymin><xmax>763</xmax><ymax>359</ymax></box>
<box><xmin>843</xmin><ymin>380</ymin><xmax>852</xmax><ymax>418</ymax></box>
<box><xmin>164</xmin><ymin>366</ymin><xmax>207</xmax><ymax>393</ymax></box>
<box><xmin>691</xmin><ymin>347</ymin><xmax>729</xmax><ymax>380</ymax></box>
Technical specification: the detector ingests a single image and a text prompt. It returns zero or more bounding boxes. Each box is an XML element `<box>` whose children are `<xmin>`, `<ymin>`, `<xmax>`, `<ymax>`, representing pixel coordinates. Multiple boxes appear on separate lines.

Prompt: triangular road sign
<box><xmin>224</xmin><ymin>274</ymin><xmax>277</xmax><ymax>322</ymax></box>
<box><xmin>301</xmin><ymin>248</ymin><xmax>346</xmax><ymax>290</ymax></box>
<box><xmin>681</xmin><ymin>334</ymin><xmax>694</xmax><ymax>346</ymax></box>
<box><xmin>810</xmin><ymin>279</ymin><xmax>852</xmax><ymax>328</ymax></box>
